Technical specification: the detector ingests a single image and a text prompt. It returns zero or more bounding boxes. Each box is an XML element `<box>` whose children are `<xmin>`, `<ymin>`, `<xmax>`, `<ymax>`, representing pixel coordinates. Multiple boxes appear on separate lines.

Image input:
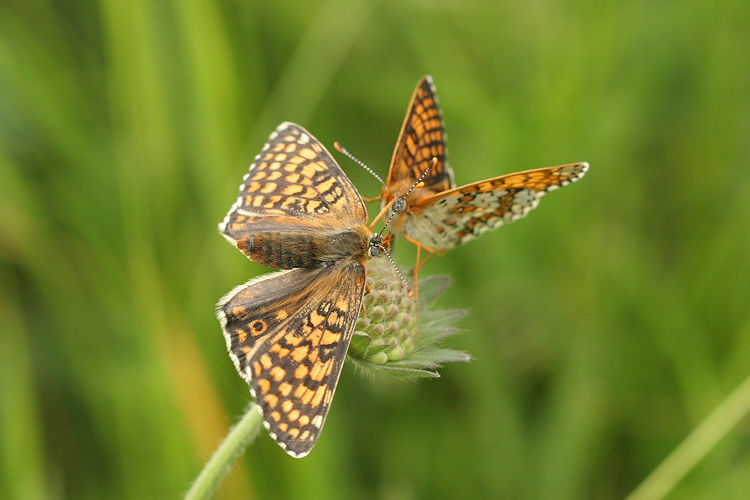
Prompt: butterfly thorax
<box><xmin>237</xmin><ymin>225</ymin><xmax>374</xmax><ymax>269</ymax></box>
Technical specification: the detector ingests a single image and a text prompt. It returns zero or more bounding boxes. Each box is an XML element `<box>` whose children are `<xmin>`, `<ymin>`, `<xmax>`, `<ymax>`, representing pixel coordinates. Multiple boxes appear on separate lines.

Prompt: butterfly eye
<box><xmin>392</xmin><ymin>198</ymin><xmax>407</xmax><ymax>213</ymax></box>
<box><xmin>369</xmin><ymin>233</ymin><xmax>383</xmax><ymax>253</ymax></box>
<box><xmin>370</xmin><ymin>245</ymin><xmax>382</xmax><ymax>257</ymax></box>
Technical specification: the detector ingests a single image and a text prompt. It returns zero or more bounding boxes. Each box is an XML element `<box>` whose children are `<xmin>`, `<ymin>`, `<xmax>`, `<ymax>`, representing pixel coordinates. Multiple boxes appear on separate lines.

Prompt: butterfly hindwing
<box><xmin>217</xmin><ymin>262</ymin><xmax>367</xmax><ymax>458</ymax></box>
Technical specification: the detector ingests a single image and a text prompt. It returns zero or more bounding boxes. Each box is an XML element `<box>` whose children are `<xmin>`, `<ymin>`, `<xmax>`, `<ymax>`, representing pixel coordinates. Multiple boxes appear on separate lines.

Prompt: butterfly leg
<box><xmin>368</xmin><ymin>198</ymin><xmax>396</xmax><ymax>229</ymax></box>
<box><xmin>403</xmin><ymin>235</ymin><xmax>436</xmax><ymax>299</ymax></box>
<box><xmin>361</xmin><ymin>195</ymin><xmax>381</xmax><ymax>203</ymax></box>
<box><xmin>416</xmin><ymin>249</ymin><xmax>434</xmax><ymax>274</ymax></box>
<box><xmin>413</xmin><ymin>245</ymin><xmax>435</xmax><ymax>299</ymax></box>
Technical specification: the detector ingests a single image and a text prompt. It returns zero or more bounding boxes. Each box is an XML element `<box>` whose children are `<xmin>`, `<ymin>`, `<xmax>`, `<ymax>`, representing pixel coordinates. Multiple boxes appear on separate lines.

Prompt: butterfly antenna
<box><xmin>379</xmin><ymin>209</ymin><xmax>399</xmax><ymax>235</ymax></box>
<box><xmin>404</xmin><ymin>156</ymin><xmax>437</xmax><ymax>201</ymax></box>
<box><xmin>334</xmin><ymin>142</ymin><xmax>392</xmax><ymax>195</ymax></box>
<box><xmin>376</xmin><ymin>156</ymin><xmax>438</xmax><ymax>237</ymax></box>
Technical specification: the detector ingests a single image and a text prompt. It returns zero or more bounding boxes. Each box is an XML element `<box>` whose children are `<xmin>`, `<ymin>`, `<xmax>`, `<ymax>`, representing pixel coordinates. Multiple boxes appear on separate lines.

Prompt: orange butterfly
<box><xmin>217</xmin><ymin>122</ymin><xmax>387</xmax><ymax>457</ymax></box>
<box><xmin>372</xmin><ymin>76</ymin><xmax>588</xmax><ymax>274</ymax></box>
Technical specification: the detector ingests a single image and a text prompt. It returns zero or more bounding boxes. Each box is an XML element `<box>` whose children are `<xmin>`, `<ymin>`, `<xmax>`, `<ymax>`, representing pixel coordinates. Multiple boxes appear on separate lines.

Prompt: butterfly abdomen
<box><xmin>237</xmin><ymin>232</ymin><xmax>316</xmax><ymax>268</ymax></box>
<box><xmin>237</xmin><ymin>227</ymin><xmax>370</xmax><ymax>269</ymax></box>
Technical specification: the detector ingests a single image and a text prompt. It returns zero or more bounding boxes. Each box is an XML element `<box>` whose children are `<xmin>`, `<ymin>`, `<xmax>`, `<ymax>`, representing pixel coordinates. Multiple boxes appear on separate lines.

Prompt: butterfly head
<box><xmin>378</xmin><ymin>156</ymin><xmax>437</xmax><ymax>229</ymax></box>
<box><xmin>368</xmin><ymin>232</ymin><xmax>394</xmax><ymax>257</ymax></box>
<box><xmin>368</xmin><ymin>233</ymin><xmax>384</xmax><ymax>257</ymax></box>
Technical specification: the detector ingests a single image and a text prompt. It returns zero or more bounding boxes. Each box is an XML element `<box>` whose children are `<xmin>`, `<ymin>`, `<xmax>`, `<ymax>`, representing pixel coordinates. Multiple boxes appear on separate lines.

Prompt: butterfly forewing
<box><xmin>218</xmin><ymin>262</ymin><xmax>366</xmax><ymax>458</ymax></box>
<box><xmin>406</xmin><ymin>162</ymin><xmax>589</xmax><ymax>251</ymax></box>
<box><xmin>220</xmin><ymin>122</ymin><xmax>367</xmax><ymax>242</ymax></box>
<box><xmin>382</xmin><ymin>75</ymin><xmax>454</xmax><ymax>205</ymax></box>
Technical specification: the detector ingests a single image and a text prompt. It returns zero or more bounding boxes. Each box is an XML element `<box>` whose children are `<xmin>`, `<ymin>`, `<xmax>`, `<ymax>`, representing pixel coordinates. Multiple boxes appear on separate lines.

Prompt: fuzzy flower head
<box><xmin>348</xmin><ymin>257</ymin><xmax>470</xmax><ymax>378</ymax></box>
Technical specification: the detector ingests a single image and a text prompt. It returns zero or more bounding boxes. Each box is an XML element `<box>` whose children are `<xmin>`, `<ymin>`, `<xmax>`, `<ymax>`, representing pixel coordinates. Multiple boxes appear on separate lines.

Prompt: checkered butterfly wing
<box><xmin>403</xmin><ymin>162</ymin><xmax>589</xmax><ymax>252</ymax></box>
<box><xmin>381</xmin><ymin>75</ymin><xmax>454</xmax><ymax>208</ymax></box>
<box><xmin>217</xmin><ymin>261</ymin><xmax>366</xmax><ymax>458</ymax></box>
<box><xmin>220</xmin><ymin>121</ymin><xmax>367</xmax><ymax>251</ymax></box>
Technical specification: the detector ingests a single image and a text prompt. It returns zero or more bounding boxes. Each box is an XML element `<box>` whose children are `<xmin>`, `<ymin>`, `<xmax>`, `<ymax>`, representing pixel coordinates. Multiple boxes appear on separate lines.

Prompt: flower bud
<box><xmin>348</xmin><ymin>257</ymin><xmax>469</xmax><ymax>378</ymax></box>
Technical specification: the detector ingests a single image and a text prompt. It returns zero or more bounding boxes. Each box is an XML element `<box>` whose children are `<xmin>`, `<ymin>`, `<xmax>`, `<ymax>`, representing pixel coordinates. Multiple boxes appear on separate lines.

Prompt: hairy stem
<box><xmin>185</xmin><ymin>403</ymin><xmax>263</xmax><ymax>500</ymax></box>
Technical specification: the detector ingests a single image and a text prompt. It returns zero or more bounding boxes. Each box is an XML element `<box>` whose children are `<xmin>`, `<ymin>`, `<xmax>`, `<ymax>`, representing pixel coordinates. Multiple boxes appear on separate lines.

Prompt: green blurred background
<box><xmin>2</xmin><ymin>0</ymin><xmax>749</xmax><ymax>498</ymax></box>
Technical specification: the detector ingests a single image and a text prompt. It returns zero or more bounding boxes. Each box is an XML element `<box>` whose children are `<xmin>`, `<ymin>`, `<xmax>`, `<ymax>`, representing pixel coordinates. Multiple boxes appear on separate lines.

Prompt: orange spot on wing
<box><xmin>299</xmin><ymin>148</ymin><xmax>317</xmax><ymax>160</ymax></box>
<box><xmin>269</xmin><ymin>366</ymin><xmax>286</xmax><ymax>382</ymax></box>
<box><xmin>321</xmin><ymin>330</ymin><xmax>340</xmax><ymax>345</ymax></box>
<box><xmin>309</xmin><ymin>311</ymin><xmax>325</xmax><ymax>326</ymax></box>
<box><xmin>307</xmin><ymin>349</ymin><xmax>319</xmax><ymax>363</ymax></box>
<box><xmin>311</xmin><ymin>385</ymin><xmax>327</xmax><ymax>407</ymax></box>
<box><xmin>283</xmin><ymin>184</ymin><xmax>304</xmax><ymax>196</ymax></box>
<box><xmin>294</xmin><ymin>384</ymin><xmax>307</xmax><ymax>398</ymax></box>
<box><xmin>309</xmin><ymin>359</ymin><xmax>331</xmax><ymax>382</ymax></box>
<box><xmin>259</xmin><ymin>354</ymin><xmax>272</xmax><ymax>369</ymax></box>
<box><xmin>291</xmin><ymin>346</ymin><xmax>309</xmax><ymax>362</ymax></box>
<box><xmin>264</xmin><ymin>393</ymin><xmax>279</xmax><ymax>408</ymax></box>
<box><xmin>295</xmin><ymin>364</ymin><xmax>309</xmax><ymax>379</ymax></box>
<box><xmin>236</xmin><ymin>328</ymin><xmax>247</xmax><ymax>343</ymax></box>
<box><xmin>307</xmin><ymin>200</ymin><xmax>322</xmax><ymax>212</ymax></box>
<box><xmin>316</xmin><ymin>177</ymin><xmax>336</xmax><ymax>193</ymax></box>
<box><xmin>301</xmin><ymin>388</ymin><xmax>315</xmax><ymax>405</ymax></box>
<box><xmin>256</xmin><ymin>378</ymin><xmax>271</xmax><ymax>393</ymax></box>
<box><xmin>278</xmin><ymin>382</ymin><xmax>293</xmax><ymax>397</ymax></box>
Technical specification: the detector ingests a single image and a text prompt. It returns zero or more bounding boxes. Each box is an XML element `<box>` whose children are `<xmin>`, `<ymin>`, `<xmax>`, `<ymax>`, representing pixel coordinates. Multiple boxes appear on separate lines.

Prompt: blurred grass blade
<box><xmin>0</xmin><ymin>280</ymin><xmax>49</xmax><ymax>500</ymax></box>
<box><xmin>627</xmin><ymin>372</ymin><xmax>750</xmax><ymax>500</ymax></box>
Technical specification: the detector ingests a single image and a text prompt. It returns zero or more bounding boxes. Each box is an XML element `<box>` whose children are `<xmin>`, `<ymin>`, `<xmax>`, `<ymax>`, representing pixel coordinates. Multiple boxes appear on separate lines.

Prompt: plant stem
<box><xmin>626</xmin><ymin>373</ymin><xmax>750</xmax><ymax>500</ymax></box>
<box><xmin>185</xmin><ymin>402</ymin><xmax>263</xmax><ymax>500</ymax></box>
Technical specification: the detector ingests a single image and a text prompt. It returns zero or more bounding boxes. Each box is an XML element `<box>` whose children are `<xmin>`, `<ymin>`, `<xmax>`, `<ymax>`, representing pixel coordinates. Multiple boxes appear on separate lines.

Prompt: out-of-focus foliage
<box><xmin>1</xmin><ymin>0</ymin><xmax>749</xmax><ymax>498</ymax></box>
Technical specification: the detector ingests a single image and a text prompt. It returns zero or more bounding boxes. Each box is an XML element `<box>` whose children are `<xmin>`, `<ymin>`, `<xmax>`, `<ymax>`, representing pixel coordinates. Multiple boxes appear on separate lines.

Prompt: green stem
<box><xmin>626</xmin><ymin>373</ymin><xmax>750</xmax><ymax>500</ymax></box>
<box><xmin>185</xmin><ymin>402</ymin><xmax>263</xmax><ymax>500</ymax></box>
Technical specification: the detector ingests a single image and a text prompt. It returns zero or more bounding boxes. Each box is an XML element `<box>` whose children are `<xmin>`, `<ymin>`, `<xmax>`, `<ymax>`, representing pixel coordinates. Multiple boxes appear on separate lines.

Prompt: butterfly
<box><xmin>216</xmin><ymin>122</ymin><xmax>386</xmax><ymax>458</ymax></box>
<box><xmin>376</xmin><ymin>75</ymin><xmax>589</xmax><ymax>271</ymax></box>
